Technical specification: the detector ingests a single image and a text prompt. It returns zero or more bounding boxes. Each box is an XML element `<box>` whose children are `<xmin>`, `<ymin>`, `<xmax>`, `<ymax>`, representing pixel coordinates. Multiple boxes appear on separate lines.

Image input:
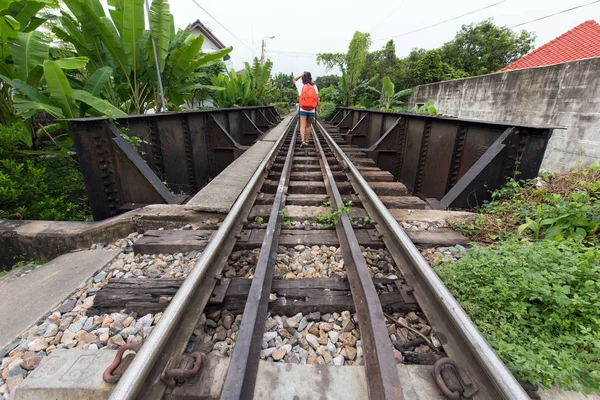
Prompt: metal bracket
<box><xmin>367</xmin><ymin>229</ymin><xmax>384</xmax><ymax>241</ymax></box>
<box><xmin>161</xmin><ymin>352</ymin><xmax>203</xmax><ymax>388</ymax></box>
<box><xmin>394</xmin><ymin>280</ymin><xmax>417</xmax><ymax>304</ymax></box>
<box><xmin>209</xmin><ymin>278</ymin><xmax>231</xmax><ymax>304</ymax></box>
<box><xmin>238</xmin><ymin>230</ymin><xmax>251</xmax><ymax>242</ymax></box>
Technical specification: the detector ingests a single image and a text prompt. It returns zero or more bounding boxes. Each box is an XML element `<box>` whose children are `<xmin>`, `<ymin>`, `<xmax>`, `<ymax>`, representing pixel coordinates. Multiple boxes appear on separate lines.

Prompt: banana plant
<box><xmin>212</xmin><ymin>57</ymin><xmax>273</xmax><ymax>107</ymax></box>
<box><xmin>0</xmin><ymin>0</ymin><xmax>58</xmax><ymax>125</ymax></box>
<box><xmin>55</xmin><ymin>0</ymin><xmax>231</xmax><ymax>114</ymax></box>
<box><xmin>378</xmin><ymin>76</ymin><xmax>414</xmax><ymax>110</ymax></box>
<box><xmin>212</xmin><ymin>68</ymin><xmax>256</xmax><ymax>107</ymax></box>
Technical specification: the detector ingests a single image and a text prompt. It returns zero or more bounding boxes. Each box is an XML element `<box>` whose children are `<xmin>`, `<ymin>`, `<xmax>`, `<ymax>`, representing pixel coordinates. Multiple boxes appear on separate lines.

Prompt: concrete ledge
<box><xmin>13</xmin><ymin>351</ymin><xmax>597</xmax><ymax>399</ymax></box>
<box><xmin>185</xmin><ymin>114</ymin><xmax>294</xmax><ymax>213</ymax></box>
<box><xmin>0</xmin><ymin>205</ymin><xmax>222</xmax><ymax>268</ymax></box>
<box><xmin>0</xmin><ymin>250</ymin><xmax>120</xmax><ymax>350</ymax></box>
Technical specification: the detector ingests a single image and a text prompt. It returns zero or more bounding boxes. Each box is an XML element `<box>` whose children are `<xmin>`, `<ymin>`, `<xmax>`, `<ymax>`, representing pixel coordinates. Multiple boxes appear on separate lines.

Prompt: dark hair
<box><xmin>302</xmin><ymin>72</ymin><xmax>313</xmax><ymax>85</ymax></box>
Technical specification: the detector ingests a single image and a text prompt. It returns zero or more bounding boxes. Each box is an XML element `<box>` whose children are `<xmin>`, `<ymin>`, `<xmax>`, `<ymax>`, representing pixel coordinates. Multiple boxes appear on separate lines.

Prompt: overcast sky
<box><xmin>166</xmin><ymin>0</ymin><xmax>599</xmax><ymax>77</ymax></box>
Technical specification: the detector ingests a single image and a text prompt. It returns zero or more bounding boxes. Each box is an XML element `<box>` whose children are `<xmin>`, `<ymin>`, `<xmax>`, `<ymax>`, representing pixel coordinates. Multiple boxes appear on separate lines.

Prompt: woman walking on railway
<box><xmin>293</xmin><ymin>72</ymin><xmax>320</xmax><ymax>147</ymax></box>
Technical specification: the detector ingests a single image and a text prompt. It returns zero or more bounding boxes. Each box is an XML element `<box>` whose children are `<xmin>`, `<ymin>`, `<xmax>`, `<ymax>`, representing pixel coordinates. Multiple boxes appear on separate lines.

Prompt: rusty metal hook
<box><xmin>432</xmin><ymin>357</ymin><xmax>478</xmax><ymax>400</ymax></box>
<box><xmin>161</xmin><ymin>352</ymin><xmax>204</xmax><ymax>388</ymax></box>
<box><xmin>103</xmin><ymin>343</ymin><xmax>141</xmax><ymax>384</ymax></box>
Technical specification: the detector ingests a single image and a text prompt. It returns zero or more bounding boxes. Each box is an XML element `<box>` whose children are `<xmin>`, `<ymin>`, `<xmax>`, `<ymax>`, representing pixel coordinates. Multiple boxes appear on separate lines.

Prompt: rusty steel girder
<box><xmin>327</xmin><ymin>108</ymin><xmax>554</xmax><ymax>209</ymax></box>
<box><xmin>69</xmin><ymin>107</ymin><xmax>278</xmax><ymax>220</ymax></box>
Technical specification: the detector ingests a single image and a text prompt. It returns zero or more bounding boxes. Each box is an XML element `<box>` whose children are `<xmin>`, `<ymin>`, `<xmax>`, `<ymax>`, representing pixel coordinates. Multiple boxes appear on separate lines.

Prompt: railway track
<box><xmin>100</xmin><ymin>116</ymin><xmax>530</xmax><ymax>399</ymax></box>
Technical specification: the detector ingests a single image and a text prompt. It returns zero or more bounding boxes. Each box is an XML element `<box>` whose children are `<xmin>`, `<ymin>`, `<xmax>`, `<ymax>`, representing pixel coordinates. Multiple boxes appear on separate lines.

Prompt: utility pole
<box><xmin>144</xmin><ymin>0</ymin><xmax>167</xmax><ymax>112</ymax></box>
<box><xmin>260</xmin><ymin>35</ymin><xmax>275</xmax><ymax>64</ymax></box>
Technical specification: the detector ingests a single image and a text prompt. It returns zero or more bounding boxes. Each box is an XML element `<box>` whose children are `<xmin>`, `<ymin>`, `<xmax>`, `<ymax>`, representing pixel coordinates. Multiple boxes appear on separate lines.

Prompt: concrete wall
<box><xmin>406</xmin><ymin>57</ymin><xmax>600</xmax><ymax>172</ymax></box>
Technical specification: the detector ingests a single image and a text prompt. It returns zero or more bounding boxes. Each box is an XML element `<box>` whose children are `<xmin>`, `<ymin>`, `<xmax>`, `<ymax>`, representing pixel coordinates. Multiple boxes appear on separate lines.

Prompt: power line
<box><xmin>269</xmin><ymin>50</ymin><xmax>319</xmax><ymax>56</ymax></box>
<box><xmin>267</xmin><ymin>50</ymin><xmax>316</xmax><ymax>59</ymax></box>
<box><xmin>380</xmin><ymin>0</ymin><xmax>507</xmax><ymax>40</ymax></box>
<box><xmin>371</xmin><ymin>0</ymin><xmax>407</xmax><ymax>33</ymax></box>
<box><xmin>511</xmin><ymin>0</ymin><xmax>600</xmax><ymax>28</ymax></box>
<box><xmin>189</xmin><ymin>0</ymin><xmax>254</xmax><ymax>52</ymax></box>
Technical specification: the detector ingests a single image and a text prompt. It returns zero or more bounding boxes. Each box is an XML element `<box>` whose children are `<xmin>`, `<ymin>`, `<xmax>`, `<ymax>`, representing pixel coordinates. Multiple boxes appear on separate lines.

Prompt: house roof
<box><xmin>189</xmin><ymin>19</ymin><xmax>231</xmax><ymax>60</ymax></box>
<box><xmin>501</xmin><ymin>20</ymin><xmax>600</xmax><ymax>71</ymax></box>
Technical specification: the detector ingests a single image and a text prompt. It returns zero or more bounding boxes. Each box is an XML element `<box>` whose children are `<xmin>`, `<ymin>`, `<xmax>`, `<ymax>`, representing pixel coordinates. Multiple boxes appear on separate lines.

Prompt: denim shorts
<box><xmin>299</xmin><ymin>110</ymin><xmax>315</xmax><ymax>119</ymax></box>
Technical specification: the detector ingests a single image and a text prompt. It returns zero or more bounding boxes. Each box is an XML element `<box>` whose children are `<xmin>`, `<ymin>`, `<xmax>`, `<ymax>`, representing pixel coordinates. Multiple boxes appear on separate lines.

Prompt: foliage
<box><xmin>184</xmin><ymin>60</ymin><xmax>226</xmax><ymax>109</ymax></box>
<box><xmin>434</xmin><ymin>239</ymin><xmax>600</xmax><ymax>391</ymax></box>
<box><xmin>441</xmin><ymin>19</ymin><xmax>536</xmax><ymax>76</ymax></box>
<box><xmin>268</xmin><ymin>86</ymin><xmax>296</xmax><ymax>105</ymax></box>
<box><xmin>417</xmin><ymin>100</ymin><xmax>438</xmax><ymax>115</ymax></box>
<box><xmin>273</xmin><ymin>72</ymin><xmax>295</xmax><ymax>90</ymax></box>
<box><xmin>54</xmin><ymin>0</ymin><xmax>232</xmax><ymax>114</ymax></box>
<box><xmin>317</xmin><ymin>31</ymin><xmax>371</xmax><ymax>106</ymax></box>
<box><xmin>455</xmin><ymin>163</ymin><xmax>600</xmax><ymax>245</ymax></box>
<box><xmin>279</xmin><ymin>208</ymin><xmax>291</xmax><ymax>227</ymax></box>
<box><xmin>212</xmin><ymin>58</ymin><xmax>273</xmax><ymax>107</ymax></box>
<box><xmin>271</xmin><ymin>101</ymin><xmax>290</xmax><ymax>116</ymax></box>
<box><xmin>411</xmin><ymin>49</ymin><xmax>468</xmax><ymax>85</ymax></box>
<box><xmin>0</xmin><ymin>0</ymin><xmax>59</xmax><ymax>126</ymax></box>
<box><xmin>314</xmin><ymin>75</ymin><xmax>340</xmax><ymax>90</ymax></box>
<box><xmin>318</xmin><ymin>101</ymin><xmax>337</xmax><ymax>120</ymax></box>
<box><xmin>0</xmin><ymin>123</ymin><xmax>89</xmax><ymax>221</ymax></box>
<box><xmin>379</xmin><ymin>76</ymin><xmax>413</xmax><ymax>110</ymax></box>
<box><xmin>315</xmin><ymin>201</ymin><xmax>355</xmax><ymax>226</ymax></box>
<box><xmin>318</xmin><ymin>85</ymin><xmax>341</xmax><ymax>105</ymax></box>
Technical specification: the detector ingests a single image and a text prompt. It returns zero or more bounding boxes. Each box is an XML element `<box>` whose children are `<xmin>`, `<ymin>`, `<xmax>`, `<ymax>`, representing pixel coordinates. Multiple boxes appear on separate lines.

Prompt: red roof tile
<box><xmin>501</xmin><ymin>20</ymin><xmax>600</xmax><ymax>71</ymax></box>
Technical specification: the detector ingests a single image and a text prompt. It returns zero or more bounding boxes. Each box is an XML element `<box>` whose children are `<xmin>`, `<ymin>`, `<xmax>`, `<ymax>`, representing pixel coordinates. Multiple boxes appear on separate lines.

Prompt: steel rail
<box><xmin>315</xmin><ymin>120</ymin><xmax>530</xmax><ymax>399</ymax></box>
<box><xmin>221</xmin><ymin>123</ymin><xmax>298</xmax><ymax>399</ymax></box>
<box><xmin>109</xmin><ymin>116</ymin><xmax>295</xmax><ymax>400</ymax></box>
<box><xmin>312</xmin><ymin>126</ymin><xmax>404</xmax><ymax>400</ymax></box>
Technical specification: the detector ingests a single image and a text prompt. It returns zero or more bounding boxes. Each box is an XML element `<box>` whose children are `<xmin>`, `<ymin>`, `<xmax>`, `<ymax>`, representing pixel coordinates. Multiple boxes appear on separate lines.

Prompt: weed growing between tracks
<box><xmin>436</xmin><ymin>162</ymin><xmax>600</xmax><ymax>392</ymax></box>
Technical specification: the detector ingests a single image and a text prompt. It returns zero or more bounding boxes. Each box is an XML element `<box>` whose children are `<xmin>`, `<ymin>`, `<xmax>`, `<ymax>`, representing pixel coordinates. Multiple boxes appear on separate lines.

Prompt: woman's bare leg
<box><xmin>306</xmin><ymin>117</ymin><xmax>314</xmax><ymax>144</ymax></box>
<box><xmin>299</xmin><ymin>116</ymin><xmax>307</xmax><ymax>144</ymax></box>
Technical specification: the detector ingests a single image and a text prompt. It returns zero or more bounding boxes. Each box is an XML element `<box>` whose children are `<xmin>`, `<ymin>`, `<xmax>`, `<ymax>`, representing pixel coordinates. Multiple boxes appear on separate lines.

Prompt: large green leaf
<box><xmin>83</xmin><ymin>66</ymin><xmax>112</xmax><ymax>96</ymax></box>
<box><xmin>0</xmin><ymin>0</ymin><xmax>16</xmax><ymax>12</ymax></box>
<box><xmin>185</xmin><ymin>47</ymin><xmax>232</xmax><ymax>77</ymax></box>
<box><xmin>382</xmin><ymin>76</ymin><xmax>394</xmax><ymax>98</ymax></box>
<box><xmin>43</xmin><ymin>59</ymin><xmax>76</xmax><ymax>118</ymax></box>
<box><xmin>64</xmin><ymin>0</ymin><xmax>129</xmax><ymax>75</ymax></box>
<box><xmin>126</xmin><ymin>0</ymin><xmax>144</xmax><ymax>72</ymax></box>
<box><xmin>0</xmin><ymin>74</ymin><xmax>49</xmax><ymax>103</ymax></box>
<box><xmin>13</xmin><ymin>97</ymin><xmax>63</xmax><ymax>118</ymax></box>
<box><xmin>147</xmin><ymin>0</ymin><xmax>172</xmax><ymax>72</ymax></box>
<box><xmin>72</xmin><ymin>89</ymin><xmax>127</xmax><ymax>118</ymax></box>
<box><xmin>10</xmin><ymin>0</ymin><xmax>54</xmax><ymax>29</ymax></box>
<box><xmin>0</xmin><ymin>15</ymin><xmax>19</xmax><ymax>43</ymax></box>
<box><xmin>107</xmin><ymin>0</ymin><xmax>124</xmax><ymax>36</ymax></box>
<box><xmin>55</xmin><ymin>57</ymin><xmax>89</xmax><ymax>70</ymax></box>
<box><xmin>113</xmin><ymin>0</ymin><xmax>144</xmax><ymax>73</ymax></box>
<box><xmin>9</xmin><ymin>30</ymin><xmax>50</xmax><ymax>81</ymax></box>
<box><xmin>168</xmin><ymin>33</ymin><xmax>204</xmax><ymax>81</ymax></box>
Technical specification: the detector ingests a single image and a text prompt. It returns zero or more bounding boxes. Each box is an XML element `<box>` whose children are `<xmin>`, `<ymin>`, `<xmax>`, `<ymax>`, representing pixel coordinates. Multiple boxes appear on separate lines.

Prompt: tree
<box><xmin>317</xmin><ymin>31</ymin><xmax>371</xmax><ymax>106</ymax></box>
<box><xmin>273</xmin><ymin>72</ymin><xmax>294</xmax><ymax>90</ymax></box>
<box><xmin>411</xmin><ymin>49</ymin><xmax>468</xmax><ymax>85</ymax></box>
<box><xmin>315</xmin><ymin>75</ymin><xmax>340</xmax><ymax>90</ymax></box>
<box><xmin>441</xmin><ymin>19</ymin><xmax>536</xmax><ymax>76</ymax></box>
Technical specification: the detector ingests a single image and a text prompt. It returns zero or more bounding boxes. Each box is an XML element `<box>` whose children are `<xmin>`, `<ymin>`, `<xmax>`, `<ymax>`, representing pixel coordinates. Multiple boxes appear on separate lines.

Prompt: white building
<box><xmin>189</xmin><ymin>19</ymin><xmax>231</xmax><ymax>66</ymax></box>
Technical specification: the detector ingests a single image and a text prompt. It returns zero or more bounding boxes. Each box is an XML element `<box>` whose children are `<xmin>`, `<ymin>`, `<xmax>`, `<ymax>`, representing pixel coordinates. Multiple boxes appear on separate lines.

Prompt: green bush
<box><xmin>0</xmin><ymin>124</ymin><xmax>90</xmax><ymax>221</ymax></box>
<box><xmin>318</xmin><ymin>102</ymin><xmax>337</xmax><ymax>120</ymax></box>
<box><xmin>271</xmin><ymin>102</ymin><xmax>290</xmax><ymax>116</ymax></box>
<box><xmin>434</xmin><ymin>239</ymin><xmax>600</xmax><ymax>392</ymax></box>
<box><xmin>455</xmin><ymin>163</ymin><xmax>600</xmax><ymax>245</ymax></box>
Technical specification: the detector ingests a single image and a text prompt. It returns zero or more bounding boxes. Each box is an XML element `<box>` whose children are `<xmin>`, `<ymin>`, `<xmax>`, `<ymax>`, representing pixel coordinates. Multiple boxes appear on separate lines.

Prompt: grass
<box><xmin>436</xmin><ymin>162</ymin><xmax>600</xmax><ymax>392</ymax></box>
